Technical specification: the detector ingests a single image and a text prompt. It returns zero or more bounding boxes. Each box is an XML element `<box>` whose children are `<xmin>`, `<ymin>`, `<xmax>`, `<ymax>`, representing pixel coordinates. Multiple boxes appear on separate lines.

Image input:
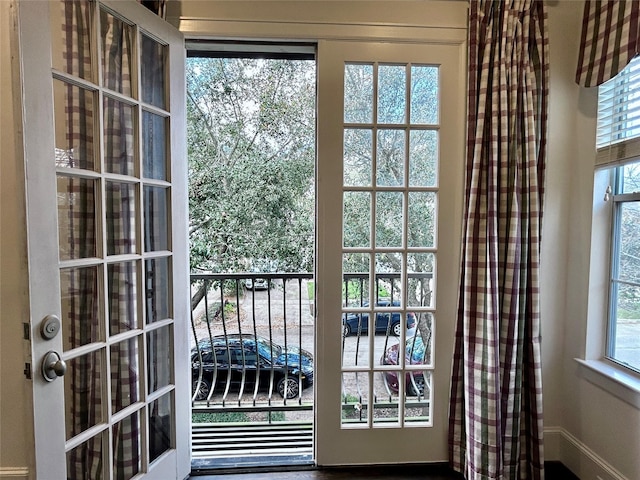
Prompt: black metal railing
<box><xmin>189</xmin><ymin>270</ymin><xmax>434</xmax><ymax>461</ymax></box>
<box><xmin>190</xmin><ymin>273</ymin><xmax>314</xmax><ymax>412</ymax></box>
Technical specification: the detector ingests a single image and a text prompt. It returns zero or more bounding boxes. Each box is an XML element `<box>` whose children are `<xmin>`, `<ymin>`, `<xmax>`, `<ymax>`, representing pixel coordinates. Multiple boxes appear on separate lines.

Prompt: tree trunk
<box><xmin>191</xmin><ymin>281</ymin><xmax>207</xmax><ymax>311</ymax></box>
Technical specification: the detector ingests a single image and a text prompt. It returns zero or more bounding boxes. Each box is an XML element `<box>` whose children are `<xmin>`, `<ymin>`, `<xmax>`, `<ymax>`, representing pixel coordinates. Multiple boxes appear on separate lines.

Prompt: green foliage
<box><xmin>187</xmin><ymin>57</ymin><xmax>315</xmax><ymax>274</ymax></box>
<box><xmin>268</xmin><ymin>411</ymin><xmax>286</xmax><ymax>422</ymax></box>
<box><xmin>192</xmin><ymin>411</ymin><xmax>249</xmax><ymax>423</ymax></box>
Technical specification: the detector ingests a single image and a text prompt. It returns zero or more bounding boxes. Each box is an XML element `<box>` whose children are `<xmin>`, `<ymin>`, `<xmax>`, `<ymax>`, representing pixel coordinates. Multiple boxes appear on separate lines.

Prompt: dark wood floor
<box><xmin>191</xmin><ymin>462</ymin><xmax>578</xmax><ymax>479</ymax></box>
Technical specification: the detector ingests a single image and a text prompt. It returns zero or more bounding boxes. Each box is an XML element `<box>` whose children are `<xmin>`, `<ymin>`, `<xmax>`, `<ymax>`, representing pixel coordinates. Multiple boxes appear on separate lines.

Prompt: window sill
<box><xmin>575</xmin><ymin>358</ymin><xmax>640</xmax><ymax>409</ymax></box>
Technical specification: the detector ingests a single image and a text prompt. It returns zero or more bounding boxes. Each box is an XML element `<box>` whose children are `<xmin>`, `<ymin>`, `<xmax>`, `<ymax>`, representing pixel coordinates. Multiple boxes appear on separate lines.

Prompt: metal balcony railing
<box><xmin>189</xmin><ymin>271</ymin><xmax>433</xmax><ymax>465</ymax></box>
<box><xmin>189</xmin><ymin>272</ymin><xmax>315</xmax><ymax>466</ymax></box>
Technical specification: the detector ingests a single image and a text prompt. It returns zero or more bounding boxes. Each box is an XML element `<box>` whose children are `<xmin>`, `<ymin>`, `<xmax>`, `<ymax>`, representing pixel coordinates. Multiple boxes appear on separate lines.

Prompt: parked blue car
<box><xmin>342</xmin><ymin>301</ymin><xmax>416</xmax><ymax>337</ymax></box>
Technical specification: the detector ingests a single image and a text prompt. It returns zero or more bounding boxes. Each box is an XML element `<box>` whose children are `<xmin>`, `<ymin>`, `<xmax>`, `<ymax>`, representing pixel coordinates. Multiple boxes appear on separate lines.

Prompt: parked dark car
<box><xmin>191</xmin><ymin>334</ymin><xmax>313</xmax><ymax>400</ymax></box>
<box><xmin>380</xmin><ymin>335</ymin><xmax>429</xmax><ymax>395</ymax></box>
<box><xmin>342</xmin><ymin>301</ymin><xmax>416</xmax><ymax>337</ymax></box>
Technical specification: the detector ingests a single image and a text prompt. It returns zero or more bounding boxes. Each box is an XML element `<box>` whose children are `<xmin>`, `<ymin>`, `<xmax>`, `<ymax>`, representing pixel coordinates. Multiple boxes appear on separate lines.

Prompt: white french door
<box><xmin>19</xmin><ymin>1</ymin><xmax>190</xmax><ymax>478</ymax></box>
<box><xmin>315</xmin><ymin>39</ymin><xmax>465</xmax><ymax>465</ymax></box>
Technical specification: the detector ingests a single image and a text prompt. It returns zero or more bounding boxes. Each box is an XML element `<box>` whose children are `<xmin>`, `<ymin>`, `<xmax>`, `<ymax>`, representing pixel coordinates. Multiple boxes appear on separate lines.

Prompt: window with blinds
<box><xmin>597</xmin><ymin>56</ymin><xmax>640</xmax><ymax>166</ymax></box>
<box><xmin>595</xmin><ymin>56</ymin><xmax>640</xmax><ymax>374</ymax></box>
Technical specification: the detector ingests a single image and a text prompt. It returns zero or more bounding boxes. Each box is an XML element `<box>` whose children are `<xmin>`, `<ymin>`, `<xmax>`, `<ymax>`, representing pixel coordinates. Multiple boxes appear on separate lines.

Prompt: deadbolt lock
<box><xmin>40</xmin><ymin>314</ymin><xmax>61</xmax><ymax>340</ymax></box>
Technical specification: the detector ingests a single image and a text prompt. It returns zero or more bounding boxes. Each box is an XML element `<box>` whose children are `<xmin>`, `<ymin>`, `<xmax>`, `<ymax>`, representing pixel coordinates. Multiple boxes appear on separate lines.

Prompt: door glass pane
<box><xmin>113</xmin><ymin>411</ymin><xmax>141</xmax><ymax>479</ymax></box>
<box><xmin>343</xmin><ymin>253</ymin><xmax>370</xmax><ymax>307</ymax></box>
<box><xmin>142</xmin><ymin>111</ymin><xmax>167</xmax><ymax>180</ymax></box>
<box><xmin>405</xmin><ymin>370</ymin><xmax>431</xmax><ymax>423</ymax></box>
<box><xmin>409</xmin><ymin>130</ymin><xmax>438</xmax><ymax>187</ymax></box>
<box><xmin>341</xmin><ymin>372</ymin><xmax>368</xmax><ymax>426</ymax></box>
<box><xmin>375</xmin><ymin>191</ymin><xmax>403</xmax><ymax>247</ymax></box>
<box><xmin>53</xmin><ymin>80</ymin><xmax>96</xmax><ymax>171</ymax></box>
<box><xmin>60</xmin><ymin>266</ymin><xmax>101</xmax><ymax>351</ymax></box>
<box><xmin>145</xmin><ymin>257</ymin><xmax>171</xmax><ymax>324</ymax></box>
<box><xmin>141</xmin><ymin>34</ymin><xmax>167</xmax><ymax>109</ymax></box>
<box><xmin>344</xmin><ymin>128</ymin><xmax>372</xmax><ymax>187</ymax></box>
<box><xmin>148</xmin><ymin>325</ymin><xmax>172</xmax><ymax>393</ymax></box>
<box><xmin>376</xmin><ymin>129</ymin><xmax>405</xmax><ymax>186</ymax></box>
<box><xmin>106</xmin><ymin>181</ymin><xmax>136</xmax><ymax>256</ymax></box>
<box><xmin>100</xmin><ymin>8</ymin><xmax>134</xmax><ymax>96</ymax></box>
<box><xmin>64</xmin><ymin>350</ymin><xmax>105</xmax><ymax>440</ymax></box>
<box><xmin>377</xmin><ymin>65</ymin><xmax>405</xmax><ymax>124</ymax></box>
<box><xmin>344</xmin><ymin>64</ymin><xmax>373</xmax><ymax>123</ymax></box>
<box><xmin>407</xmin><ymin>252</ymin><xmax>435</xmax><ymax>309</ymax></box>
<box><xmin>375</xmin><ymin>252</ymin><xmax>402</xmax><ymax>300</ymax></box>
<box><xmin>149</xmin><ymin>393</ymin><xmax>173</xmax><ymax>463</ymax></box>
<box><xmin>144</xmin><ymin>186</ymin><xmax>169</xmax><ymax>251</ymax></box>
<box><xmin>410</xmin><ymin>66</ymin><xmax>439</xmax><ymax>124</ymax></box>
<box><xmin>408</xmin><ymin>191</ymin><xmax>435</xmax><ymax>247</ymax></box>
<box><xmin>108</xmin><ymin>261</ymin><xmax>139</xmax><ymax>334</ymax></box>
<box><xmin>57</xmin><ymin>176</ymin><xmax>97</xmax><ymax>260</ymax></box>
<box><xmin>342</xmin><ymin>313</ymin><xmax>370</xmax><ymax>367</ymax></box>
<box><xmin>51</xmin><ymin>0</ymin><xmax>93</xmax><ymax>81</ymax></box>
<box><xmin>343</xmin><ymin>191</ymin><xmax>371</xmax><ymax>248</ymax></box>
<box><xmin>111</xmin><ymin>337</ymin><xmax>140</xmax><ymax>413</ymax></box>
<box><xmin>373</xmin><ymin>374</ymin><xmax>399</xmax><ymax>425</ymax></box>
<box><xmin>409</xmin><ymin>315</ymin><xmax>433</xmax><ymax>366</ymax></box>
<box><xmin>104</xmin><ymin>97</ymin><xmax>135</xmax><ymax>176</ymax></box>
<box><xmin>66</xmin><ymin>432</ymin><xmax>106</xmax><ymax>480</ymax></box>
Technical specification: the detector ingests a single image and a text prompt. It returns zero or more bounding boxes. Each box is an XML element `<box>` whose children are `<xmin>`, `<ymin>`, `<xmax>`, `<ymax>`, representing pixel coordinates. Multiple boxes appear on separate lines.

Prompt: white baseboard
<box><xmin>0</xmin><ymin>468</ymin><xmax>29</xmax><ymax>480</ymax></box>
<box><xmin>544</xmin><ymin>427</ymin><xmax>629</xmax><ymax>480</ymax></box>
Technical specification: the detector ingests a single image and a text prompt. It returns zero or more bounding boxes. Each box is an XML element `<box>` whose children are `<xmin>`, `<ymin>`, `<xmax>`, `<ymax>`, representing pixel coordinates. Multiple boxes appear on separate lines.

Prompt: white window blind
<box><xmin>597</xmin><ymin>55</ymin><xmax>640</xmax><ymax>167</ymax></box>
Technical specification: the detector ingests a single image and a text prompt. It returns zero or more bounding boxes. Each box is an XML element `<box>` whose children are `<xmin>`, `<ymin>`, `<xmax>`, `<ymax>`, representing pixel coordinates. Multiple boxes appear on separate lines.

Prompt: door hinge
<box><xmin>24</xmin><ymin>363</ymin><xmax>32</xmax><ymax>379</ymax></box>
<box><xmin>23</xmin><ymin>322</ymin><xmax>30</xmax><ymax>340</ymax></box>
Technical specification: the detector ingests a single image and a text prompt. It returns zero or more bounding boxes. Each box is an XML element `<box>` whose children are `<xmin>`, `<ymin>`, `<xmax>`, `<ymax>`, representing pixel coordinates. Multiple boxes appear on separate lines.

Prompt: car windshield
<box><xmin>276</xmin><ymin>352</ymin><xmax>312</xmax><ymax>367</ymax></box>
<box><xmin>255</xmin><ymin>337</ymin><xmax>282</xmax><ymax>359</ymax></box>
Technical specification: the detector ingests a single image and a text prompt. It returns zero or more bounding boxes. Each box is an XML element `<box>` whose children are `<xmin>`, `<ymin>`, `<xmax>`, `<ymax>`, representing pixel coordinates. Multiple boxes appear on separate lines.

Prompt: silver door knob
<box><xmin>42</xmin><ymin>351</ymin><xmax>67</xmax><ymax>382</ymax></box>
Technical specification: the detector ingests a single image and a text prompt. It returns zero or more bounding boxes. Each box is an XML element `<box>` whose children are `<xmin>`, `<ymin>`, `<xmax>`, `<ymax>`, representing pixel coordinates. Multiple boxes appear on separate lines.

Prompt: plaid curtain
<box><xmin>576</xmin><ymin>0</ymin><xmax>640</xmax><ymax>87</ymax></box>
<box><xmin>62</xmin><ymin>1</ymin><xmax>142</xmax><ymax>477</ymax></box>
<box><xmin>61</xmin><ymin>2</ymin><xmax>104</xmax><ymax>479</ymax></box>
<box><xmin>448</xmin><ymin>1</ymin><xmax>548</xmax><ymax>479</ymax></box>
<box><xmin>101</xmin><ymin>10</ymin><xmax>141</xmax><ymax>479</ymax></box>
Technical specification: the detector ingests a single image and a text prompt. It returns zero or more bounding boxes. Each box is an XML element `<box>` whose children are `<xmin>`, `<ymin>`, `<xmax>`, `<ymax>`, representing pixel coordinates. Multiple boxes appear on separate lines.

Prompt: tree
<box><xmin>187</xmin><ymin>57</ymin><xmax>316</xmax><ymax>275</ymax></box>
<box><xmin>187</xmin><ymin>57</ymin><xmax>440</xmax><ymax>353</ymax></box>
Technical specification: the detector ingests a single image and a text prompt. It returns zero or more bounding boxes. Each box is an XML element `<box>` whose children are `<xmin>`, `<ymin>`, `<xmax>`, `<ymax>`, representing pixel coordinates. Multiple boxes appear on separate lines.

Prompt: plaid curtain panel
<box><xmin>448</xmin><ymin>1</ymin><xmax>548</xmax><ymax>479</ymax></box>
<box><xmin>102</xmin><ymin>11</ymin><xmax>141</xmax><ymax>479</ymax></box>
<box><xmin>62</xmin><ymin>2</ymin><xmax>104</xmax><ymax>478</ymax></box>
<box><xmin>576</xmin><ymin>0</ymin><xmax>640</xmax><ymax>87</ymax></box>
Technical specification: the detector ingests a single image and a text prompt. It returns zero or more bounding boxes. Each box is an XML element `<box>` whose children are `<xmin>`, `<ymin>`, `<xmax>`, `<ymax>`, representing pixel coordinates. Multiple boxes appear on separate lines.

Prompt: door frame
<box><xmin>174</xmin><ymin>1</ymin><xmax>467</xmax><ymax>467</ymax></box>
<box><xmin>19</xmin><ymin>1</ymin><xmax>190</xmax><ymax>478</ymax></box>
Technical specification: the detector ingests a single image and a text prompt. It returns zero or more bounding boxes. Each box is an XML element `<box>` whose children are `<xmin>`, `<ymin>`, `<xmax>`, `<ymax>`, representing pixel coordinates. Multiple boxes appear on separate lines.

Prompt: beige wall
<box><xmin>547</xmin><ymin>2</ymin><xmax>640</xmax><ymax>479</ymax></box>
<box><xmin>1</xmin><ymin>0</ymin><xmax>638</xmax><ymax>478</ymax></box>
<box><xmin>0</xmin><ymin>0</ymin><xmax>34</xmax><ymax>477</ymax></box>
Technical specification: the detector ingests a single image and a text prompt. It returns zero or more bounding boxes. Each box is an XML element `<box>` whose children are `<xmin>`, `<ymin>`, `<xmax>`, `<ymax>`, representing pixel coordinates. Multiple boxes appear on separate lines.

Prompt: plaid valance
<box><xmin>576</xmin><ymin>0</ymin><xmax>640</xmax><ymax>87</ymax></box>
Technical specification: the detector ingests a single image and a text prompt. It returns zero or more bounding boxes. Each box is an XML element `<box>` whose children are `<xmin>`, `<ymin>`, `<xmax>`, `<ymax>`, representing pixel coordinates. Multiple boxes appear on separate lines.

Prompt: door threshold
<box><xmin>191</xmin><ymin>454</ymin><xmax>315</xmax><ymax>475</ymax></box>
